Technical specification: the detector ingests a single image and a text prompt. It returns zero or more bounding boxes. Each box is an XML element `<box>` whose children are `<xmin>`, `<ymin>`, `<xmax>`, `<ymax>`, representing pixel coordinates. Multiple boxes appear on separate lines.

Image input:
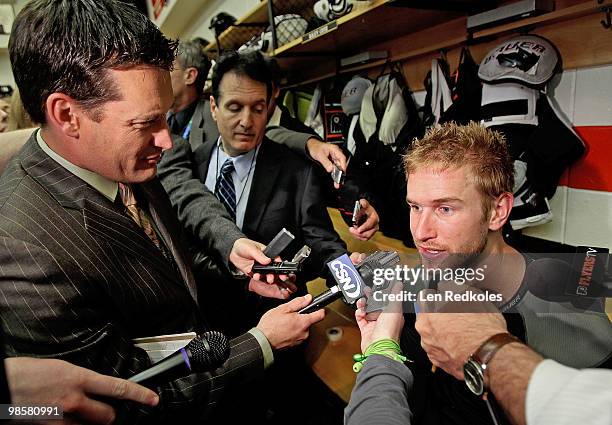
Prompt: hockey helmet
<box><xmin>478</xmin><ymin>35</ymin><xmax>560</xmax><ymax>88</ymax></box>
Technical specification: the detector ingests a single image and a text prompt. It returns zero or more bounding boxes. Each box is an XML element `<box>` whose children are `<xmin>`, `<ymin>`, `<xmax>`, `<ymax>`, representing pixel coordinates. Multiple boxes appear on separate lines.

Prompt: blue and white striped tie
<box><xmin>215</xmin><ymin>159</ymin><xmax>236</xmax><ymax>221</ymax></box>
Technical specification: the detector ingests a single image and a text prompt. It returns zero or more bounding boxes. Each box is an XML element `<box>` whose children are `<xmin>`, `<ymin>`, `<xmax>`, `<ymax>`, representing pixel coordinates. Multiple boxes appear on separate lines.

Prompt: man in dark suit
<box><xmin>183</xmin><ymin>50</ymin><xmax>349</xmax><ymax>425</ymax></box>
<box><xmin>0</xmin><ymin>1</ymin><xmax>324</xmax><ymax>422</ymax></box>
<box><xmin>162</xmin><ymin>42</ymin><xmax>363</xmax><ymax>301</ymax></box>
<box><xmin>162</xmin><ymin>50</ymin><xmax>348</xmax><ymax>334</ymax></box>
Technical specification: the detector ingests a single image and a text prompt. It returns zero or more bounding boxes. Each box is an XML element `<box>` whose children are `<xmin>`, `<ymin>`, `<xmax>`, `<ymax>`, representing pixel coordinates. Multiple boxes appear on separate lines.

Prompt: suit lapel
<box><xmin>193</xmin><ymin>137</ymin><xmax>216</xmax><ymax>182</ymax></box>
<box><xmin>243</xmin><ymin>139</ymin><xmax>281</xmax><ymax>234</ymax></box>
<box><xmin>83</xmin><ymin>199</ymin><xmax>180</xmax><ymax>283</ymax></box>
<box><xmin>20</xmin><ymin>136</ymin><xmax>192</xmax><ymax>299</ymax></box>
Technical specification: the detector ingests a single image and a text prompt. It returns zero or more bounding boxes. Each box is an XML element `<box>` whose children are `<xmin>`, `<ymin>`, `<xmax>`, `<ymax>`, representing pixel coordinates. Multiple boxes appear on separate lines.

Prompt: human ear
<box><xmin>488</xmin><ymin>192</ymin><xmax>513</xmax><ymax>231</ymax></box>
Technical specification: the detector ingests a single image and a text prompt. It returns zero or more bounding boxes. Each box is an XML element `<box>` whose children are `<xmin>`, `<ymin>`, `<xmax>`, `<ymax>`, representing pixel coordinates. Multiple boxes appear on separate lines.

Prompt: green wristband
<box><xmin>353</xmin><ymin>338</ymin><xmax>408</xmax><ymax>372</ymax></box>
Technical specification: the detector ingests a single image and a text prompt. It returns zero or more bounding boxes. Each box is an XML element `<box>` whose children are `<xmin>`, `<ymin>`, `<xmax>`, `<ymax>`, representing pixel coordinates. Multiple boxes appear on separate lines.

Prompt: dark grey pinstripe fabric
<box><xmin>0</xmin><ymin>135</ymin><xmax>264</xmax><ymax>423</ymax></box>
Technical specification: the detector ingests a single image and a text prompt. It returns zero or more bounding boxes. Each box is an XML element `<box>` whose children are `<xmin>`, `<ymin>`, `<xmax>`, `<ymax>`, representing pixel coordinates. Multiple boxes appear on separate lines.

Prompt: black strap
<box><xmin>481</xmin><ymin>99</ymin><xmax>529</xmax><ymax>121</ymax></box>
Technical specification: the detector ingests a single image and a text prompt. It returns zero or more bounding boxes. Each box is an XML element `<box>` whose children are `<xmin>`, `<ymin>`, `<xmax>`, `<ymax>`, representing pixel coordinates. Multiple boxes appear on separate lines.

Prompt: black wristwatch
<box><xmin>463</xmin><ymin>332</ymin><xmax>520</xmax><ymax>396</ymax></box>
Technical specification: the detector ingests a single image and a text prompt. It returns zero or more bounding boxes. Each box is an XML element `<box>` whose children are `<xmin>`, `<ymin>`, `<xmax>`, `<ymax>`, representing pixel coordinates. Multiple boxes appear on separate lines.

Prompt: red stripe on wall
<box><xmin>559</xmin><ymin>168</ymin><xmax>569</xmax><ymax>187</ymax></box>
<box><xmin>568</xmin><ymin>126</ymin><xmax>612</xmax><ymax>192</ymax></box>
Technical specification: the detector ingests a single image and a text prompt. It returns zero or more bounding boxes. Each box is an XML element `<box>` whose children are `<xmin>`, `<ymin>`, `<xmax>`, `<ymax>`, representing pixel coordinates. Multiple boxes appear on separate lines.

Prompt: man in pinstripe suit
<box><xmin>0</xmin><ymin>1</ymin><xmax>324</xmax><ymax>423</ymax></box>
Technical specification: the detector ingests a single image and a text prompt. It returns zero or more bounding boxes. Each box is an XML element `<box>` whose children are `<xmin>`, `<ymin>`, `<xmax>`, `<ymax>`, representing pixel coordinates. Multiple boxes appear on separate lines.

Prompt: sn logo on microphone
<box><xmin>327</xmin><ymin>254</ymin><xmax>364</xmax><ymax>302</ymax></box>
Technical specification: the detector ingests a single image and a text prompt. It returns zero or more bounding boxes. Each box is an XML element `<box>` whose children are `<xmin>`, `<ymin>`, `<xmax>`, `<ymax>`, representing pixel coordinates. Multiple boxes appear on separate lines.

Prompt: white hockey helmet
<box><xmin>478</xmin><ymin>35</ymin><xmax>560</xmax><ymax>88</ymax></box>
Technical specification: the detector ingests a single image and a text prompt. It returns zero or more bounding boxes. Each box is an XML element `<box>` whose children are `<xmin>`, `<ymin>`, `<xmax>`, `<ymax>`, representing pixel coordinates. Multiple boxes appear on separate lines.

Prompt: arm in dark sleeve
<box><xmin>345</xmin><ymin>355</ymin><xmax>414</xmax><ymax>425</ymax></box>
<box><xmin>157</xmin><ymin>135</ymin><xmax>244</xmax><ymax>267</ymax></box>
<box><xmin>298</xmin><ymin>164</ymin><xmax>347</xmax><ymax>278</ymax></box>
<box><xmin>266</xmin><ymin>127</ymin><xmax>313</xmax><ymax>159</ymax></box>
<box><xmin>0</xmin><ymin>238</ymin><xmax>264</xmax><ymax>422</ymax></box>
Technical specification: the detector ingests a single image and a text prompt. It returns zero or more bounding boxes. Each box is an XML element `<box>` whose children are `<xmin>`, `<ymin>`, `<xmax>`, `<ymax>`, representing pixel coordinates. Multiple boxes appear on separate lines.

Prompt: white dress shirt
<box><xmin>526</xmin><ymin>359</ymin><xmax>612</xmax><ymax>425</ymax></box>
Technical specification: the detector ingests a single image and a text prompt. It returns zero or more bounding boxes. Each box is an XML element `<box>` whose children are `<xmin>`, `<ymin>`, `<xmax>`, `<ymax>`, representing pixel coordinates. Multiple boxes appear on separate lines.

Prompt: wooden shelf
<box><xmin>272</xmin><ymin>0</ymin><xmax>463</xmax><ymax>85</ymax></box>
<box><xmin>201</xmin><ymin>0</ymin><xmax>610</xmax><ymax>88</ymax></box>
<box><xmin>305</xmin><ymin>306</ymin><xmax>358</xmax><ymax>403</ymax></box>
<box><xmin>276</xmin><ymin>0</ymin><xmax>611</xmax><ymax>88</ymax></box>
<box><xmin>273</xmin><ymin>0</ymin><xmax>462</xmax><ymax>58</ymax></box>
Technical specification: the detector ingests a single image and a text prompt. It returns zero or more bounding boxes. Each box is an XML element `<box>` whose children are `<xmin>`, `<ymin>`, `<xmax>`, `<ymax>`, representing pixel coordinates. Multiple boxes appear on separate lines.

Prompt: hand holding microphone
<box><xmin>257</xmin><ymin>294</ymin><xmax>325</xmax><ymax>350</ymax></box>
<box><xmin>129</xmin><ymin>331</ymin><xmax>230</xmax><ymax>387</ymax></box>
<box><xmin>299</xmin><ymin>251</ymin><xmax>400</xmax><ymax>314</ymax></box>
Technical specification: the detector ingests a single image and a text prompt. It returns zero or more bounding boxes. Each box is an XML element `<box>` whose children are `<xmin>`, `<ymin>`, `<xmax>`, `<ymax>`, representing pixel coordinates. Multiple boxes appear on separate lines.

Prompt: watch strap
<box><xmin>473</xmin><ymin>332</ymin><xmax>520</xmax><ymax>367</ymax></box>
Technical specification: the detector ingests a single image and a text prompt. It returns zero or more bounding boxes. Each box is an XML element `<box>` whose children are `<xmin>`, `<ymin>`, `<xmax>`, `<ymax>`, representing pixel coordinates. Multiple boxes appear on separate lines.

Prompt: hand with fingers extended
<box><xmin>5</xmin><ymin>357</ymin><xmax>159</xmax><ymax>425</ymax></box>
<box><xmin>256</xmin><ymin>294</ymin><xmax>325</xmax><ymax>350</ymax></box>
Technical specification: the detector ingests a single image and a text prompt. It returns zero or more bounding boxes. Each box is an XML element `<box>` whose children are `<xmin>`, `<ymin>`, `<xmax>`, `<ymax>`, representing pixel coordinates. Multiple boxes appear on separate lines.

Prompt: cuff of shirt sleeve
<box><xmin>526</xmin><ymin>359</ymin><xmax>575</xmax><ymax>425</ymax></box>
<box><xmin>364</xmin><ymin>354</ymin><xmax>412</xmax><ymax>375</ymax></box>
<box><xmin>248</xmin><ymin>328</ymin><xmax>274</xmax><ymax>369</ymax></box>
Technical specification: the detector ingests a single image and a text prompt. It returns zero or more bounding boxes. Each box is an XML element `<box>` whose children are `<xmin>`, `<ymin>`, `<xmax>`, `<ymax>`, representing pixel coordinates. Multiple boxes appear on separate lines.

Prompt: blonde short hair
<box><xmin>404</xmin><ymin>122</ymin><xmax>514</xmax><ymax>215</ymax></box>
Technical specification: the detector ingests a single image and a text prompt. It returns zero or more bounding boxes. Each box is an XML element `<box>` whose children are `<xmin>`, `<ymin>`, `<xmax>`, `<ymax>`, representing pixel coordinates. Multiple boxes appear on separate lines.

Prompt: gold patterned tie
<box><xmin>117</xmin><ymin>183</ymin><xmax>171</xmax><ymax>260</ymax></box>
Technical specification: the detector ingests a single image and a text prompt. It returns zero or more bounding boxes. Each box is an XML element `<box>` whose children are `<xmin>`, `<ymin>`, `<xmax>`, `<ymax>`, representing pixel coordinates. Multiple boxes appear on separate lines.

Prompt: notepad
<box><xmin>133</xmin><ymin>332</ymin><xmax>196</xmax><ymax>363</ymax></box>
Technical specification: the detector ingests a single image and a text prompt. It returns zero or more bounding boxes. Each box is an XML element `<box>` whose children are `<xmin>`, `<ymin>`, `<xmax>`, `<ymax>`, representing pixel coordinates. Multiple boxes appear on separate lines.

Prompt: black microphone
<box><xmin>299</xmin><ymin>251</ymin><xmax>400</xmax><ymax>314</ymax></box>
<box><xmin>129</xmin><ymin>331</ymin><xmax>230</xmax><ymax>386</ymax></box>
<box><xmin>525</xmin><ymin>257</ymin><xmax>611</xmax><ymax>309</ymax></box>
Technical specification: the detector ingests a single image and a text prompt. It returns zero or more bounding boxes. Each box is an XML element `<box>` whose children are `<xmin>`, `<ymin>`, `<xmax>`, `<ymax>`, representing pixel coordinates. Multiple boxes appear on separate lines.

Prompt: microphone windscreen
<box><xmin>525</xmin><ymin>258</ymin><xmax>570</xmax><ymax>300</ymax></box>
<box><xmin>525</xmin><ymin>258</ymin><xmax>607</xmax><ymax>311</ymax></box>
<box><xmin>188</xmin><ymin>331</ymin><xmax>230</xmax><ymax>371</ymax></box>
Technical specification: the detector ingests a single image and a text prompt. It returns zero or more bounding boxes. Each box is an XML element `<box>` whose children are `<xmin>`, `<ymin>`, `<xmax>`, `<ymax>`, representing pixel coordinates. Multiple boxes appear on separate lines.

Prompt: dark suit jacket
<box><xmin>184</xmin><ymin>137</ymin><xmax>346</xmax><ymax>334</ymax></box>
<box><xmin>0</xmin><ymin>134</ymin><xmax>264</xmax><ymax>423</ymax></box>
<box><xmin>186</xmin><ymin>98</ymin><xmax>219</xmax><ymax>152</ymax></box>
<box><xmin>194</xmin><ymin>137</ymin><xmax>346</xmax><ymax>280</ymax></box>
<box><xmin>159</xmin><ymin>100</ymin><xmax>329</xmax><ymax>275</ymax></box>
